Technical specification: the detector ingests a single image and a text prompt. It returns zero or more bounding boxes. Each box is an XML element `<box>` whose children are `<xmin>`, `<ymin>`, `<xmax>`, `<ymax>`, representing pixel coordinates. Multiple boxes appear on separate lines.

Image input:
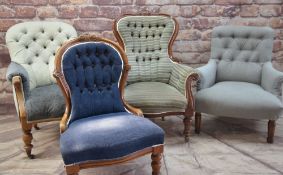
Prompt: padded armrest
<box><xmin>197</xmin><ymin>59</ymin><xmax>217</xmax><ymax>90</ymax></box>
<box><xmin>169</xmin><ymin>63</ymin><xmax>198</xmax><ymax>95</ymax></box>
<box><xmin>261</xmin><ymin>62</ymin><xmax>283</xmax><ymax>97</ymax></box>
<box><xmin>6</xmin><ymin>62</ymin><xmax>30</xmax><ymax>97</ymax></box>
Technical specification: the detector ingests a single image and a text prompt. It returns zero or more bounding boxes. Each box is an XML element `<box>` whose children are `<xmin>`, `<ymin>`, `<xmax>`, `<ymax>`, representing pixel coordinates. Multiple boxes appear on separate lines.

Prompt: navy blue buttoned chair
<box><xmin>53</xmin><ymin>35</ymin><xmax>165</xmax><ymax>175</ymax></box>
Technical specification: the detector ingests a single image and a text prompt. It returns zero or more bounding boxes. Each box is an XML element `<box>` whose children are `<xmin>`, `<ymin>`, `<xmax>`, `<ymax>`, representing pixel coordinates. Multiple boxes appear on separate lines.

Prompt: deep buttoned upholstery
<box><xmin>62</xmin><ymin>42</ymin><xmax>126</xmax><ymax>124</ymax></box>
<box><xmin>195</xmin><ymin>26</ymin><xmax>283</xmax><ymax>143</ymax></box>
<box><xmin>5</xmin><ymin>21</ymin><xmax>77</xmax><ymax>158</ymax></box>
<box><xmin>115</xmin><ymin>15</ymin><xmax>198</xmax><ymax>115</ymax></box>
<box><xmin>56</xmin><ymin>38</ymin><xmax>165</xmax><ymax>169</ymax></box>
<box><xmin>6</xmin><ymin>21</ymin><xmax>77</xmax><ymax>121</ymax></box>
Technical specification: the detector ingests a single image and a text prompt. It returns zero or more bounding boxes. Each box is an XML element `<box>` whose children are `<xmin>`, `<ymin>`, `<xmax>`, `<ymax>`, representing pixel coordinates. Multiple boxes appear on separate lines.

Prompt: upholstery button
<box><xmin>66</xmin><ymin>35</ymin><xmax>70</xmax><ymax>39</ymax></box>
<box><xmin>146</xmin><ymin>48</ymin><xmax>148</xmax><ymax>52</ymax></box>
<box><xmin>50</xmin><ymin>37</ymin><xmax>54</xmax><ymax>41</ymax></box>
<box><xmin>131</xmin><ymin>32</ymin><xmax>134</xmax><ymax>37</ymax></box>
<box><xmin>146</xmin><ymin>35</ymin><xmax>148</xmax><ymax>38</ymax></box>
<box><xmin>33</xmin><ymin>38</ymin><xmax>36</xmax><ymax>41</ymax></box>
<box><xmin>138</xmin><ymin>49</ymin><xmax>141</xmax><ymax>53</ymax></box>
<box><xmin>157</xmin><ymin>57</ymin><xmax>160</xmax><ymax>60</ymax></box>
<box><xmin>159</xmin><ymin>33</ymin><xmax>162</xmax><ymax>37</ymax></box>
<box><xmin>132</xmin><ymin>49</ymin><xmax>134</xmax><ymax>52</ymax></box>
<box><xmin>41</xmin><ymin>29</ymin><xmax>44</xmax><ymax>33</ymax></box>
<box><xmin>46</xmin><ymin>61</ymin><xmax>49</xmax><ymax>65</ymax></box>
<box><xmin>25</xmin><ymin>45</ymin><xmax>29</xmax><ymax>49</ymax></box>
<box><xmin>142</xmin><ymin>58</ymin><xmax>145</xmax><ymax>61</ymax></box>
<box><xmin>58</xmin><ymin>28</ymin><xmax>62</xmax><ymax>33</ymax></box>
<box><xmin>157</xmin><ymin>24</ymin><xmax>159</xmax><ymax>27</ymax></box>
<box><xmin>141</xmin><ymin>24</ymin><xmax>144</xmax><ymax>28</ymax></box>
<box><xmin>149</xmin><ymin>58</ymin><xmax>152</xmax><ymax>61</ymax></box>
<box><xmin>35</xmin><ymin>53</ymin><xmax>39</xmax><ymax>57</ymax></box>
<box><xmin>53</xmin><ymin>52</ymin><xmax>55</xmax><ymax>56</ymax></box>
<box><xmin>159</xmin><ymin>47</ymin><xmax>162</xmax><ymax>50</ymax></box>
<box><xmin>15</xmin><ymin>39</ymin><xmax>19</xmax><ymax>42</ymax></box>
<box><xmin>134</xmin><ymin>23</ymin><xmax>137</xmax><ymax>28</ymax></box>
<box><xmin>138</xmin><ymin>34</ymin><xmax>141</xmax><ymax>38</ymax></box>
<box><xmin>127</xmin><ymin>23</ymin><xmax>130</xmax><ymax>27</ymax></box>
<box><xmin>163</xmin><ymin>24</ymin><xmax>166</xmax><ymax>27</ymax></box>
<box><xmin>149</xmin><ymin>25</ymin><xmax>151</xmax><ymax>28</ymax></box>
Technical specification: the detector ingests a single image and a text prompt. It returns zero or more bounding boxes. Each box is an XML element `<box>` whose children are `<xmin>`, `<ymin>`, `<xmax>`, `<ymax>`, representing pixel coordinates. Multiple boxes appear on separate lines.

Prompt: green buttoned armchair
<box><xmin>5</xmin><ymin>21</ymin><xmax>77</xmax><ymax>158</ymax></box>
<box><xmin>114</xmin><ymin>14</ymin><xmax>199</xmax><ymax>141</ymax></box>
<box><xmin>195</xmin><ymin>26</ymin><xmax>283</xmax><ymax>143</ymax></box>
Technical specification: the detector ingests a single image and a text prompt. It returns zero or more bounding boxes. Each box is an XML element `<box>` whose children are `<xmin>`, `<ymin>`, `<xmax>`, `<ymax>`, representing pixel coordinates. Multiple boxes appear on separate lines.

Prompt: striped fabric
<box><xmin>117</xmin><ymin>16</ymin><xmax>175</xmax><ymax>84</ymax></box>
<box><xmin>124</xmin><ymin>82</ymin><xmax>187</xmax><ymax>113</ymax></box>
<box><xmin>169</xmin><ymin>63</ymin><xmax>197</xmax><ymax>95</ymax></box>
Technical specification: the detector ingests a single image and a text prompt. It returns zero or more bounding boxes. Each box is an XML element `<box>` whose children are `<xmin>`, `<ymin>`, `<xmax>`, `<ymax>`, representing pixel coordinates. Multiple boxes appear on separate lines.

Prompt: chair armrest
<box><xmin>196</xmin><ymin>59</ymin><xmax>217</xmax><ymax>90</ymax></box>
<box><xmin>169</xmin><ymin>63</ymin><xmax>199</xmax><ymax>95</ymax></box>
<box><xmin>261</xmin><ymin>62</ymin><xmax>283</xmax><ymax>97</ymax></box>
<box><xmin>12</xmin><ymin>76</ymin><xmax>27</xmax><ymax>118</ymax></box>
<box><xmin>6</xmin><ymin>62</ymin><xmax>30</xmax><ymax>97</ymax></box>
<box><xmin>123</xmin><ymin>100</ymin><xmax>144</xmax><ymax>117</ymax></box>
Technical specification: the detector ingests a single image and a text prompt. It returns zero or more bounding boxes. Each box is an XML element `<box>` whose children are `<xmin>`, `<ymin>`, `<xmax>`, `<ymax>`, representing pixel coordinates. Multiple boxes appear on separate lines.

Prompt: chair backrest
<box><xmin>211</xmin><ymin>26</ymin><xmax>274</xmax><ymax>84</ymax></box>
<box><xmin>54</xmin><ymin>35</ymin><xmax>128</xmax><ymax>125</ymax></box>
<box><xmin>114</xmin><ymin>14</ymin><xmax>178</xmax><ymax>84</ymax></box>
<box><xmin>6</xmin><ymin>21</ymin><xmax>77</xmax><ymax>90</ymax></box>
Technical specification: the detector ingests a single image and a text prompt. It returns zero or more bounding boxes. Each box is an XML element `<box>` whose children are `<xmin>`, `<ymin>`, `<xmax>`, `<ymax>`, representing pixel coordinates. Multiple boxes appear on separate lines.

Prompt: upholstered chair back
<box><xmin>6</xmin><ymin>22</ymin><xmax>77</xmax><ymax>90</ymax></box>
<box><xmin>211</xmin><ymin>26</ymin><xmax>274</xmax><ymax>84</ymax></box>
<box><xmin>115</xmin><ymin>15</ymin><xmax>177</xmax><ymax>84</ymax></box>
<box><xmin>59</xmin><ymin>38</ymin><xmax>126</xmax><ymax>125</ymax></box>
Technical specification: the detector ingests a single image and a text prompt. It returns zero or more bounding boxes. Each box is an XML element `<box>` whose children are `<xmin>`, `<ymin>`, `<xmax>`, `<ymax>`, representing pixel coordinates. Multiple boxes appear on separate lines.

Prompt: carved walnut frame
<box><xmin>113</xmin><ymin>13</ymin><xmax>199</xmax><ymax>141</ymax></box>
<box><xmin>53</xmin><ymin>35</ymin><xmax>164</xmax><ymax>175</ymax></box>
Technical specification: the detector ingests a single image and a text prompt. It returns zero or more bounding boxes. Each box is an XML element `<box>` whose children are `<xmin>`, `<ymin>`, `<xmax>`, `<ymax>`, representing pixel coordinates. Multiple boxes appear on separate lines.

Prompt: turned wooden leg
<box><xmin>267</xmin><ymin>120</ymin><xmax>276</xmax><ymax>144</ymax></box>
<box><xmin>65</xmin><ymin>165</ymin><xmax>79</xmax><ymax>175</ymax></box>
<box><xmin>33</xmin><ymin>123</ymin><xmax>40</xmax><ymax>130</ymax></box>
<box><xmin>195</xmin><ymin>112</ymin><xmax>201</xmax><ymax>134</ymax></box>
<box><xmin>183</xmin><ymin>114</ymin><xmax>192</xmax><ymax>142</ymax></box>
<box><xmin>151</xmin><ymin>145</ymin><xmax>163</xmax><ymax>175</ymax></box>
<box><xmin>161</xmin><ymin>117</ymin><xmax>165</xmax><ymax>121</ymax></box>
<box><xmin>21</xmin><ymin>121</ymin><xmax>34</xmax><ymax>159</ymax></box>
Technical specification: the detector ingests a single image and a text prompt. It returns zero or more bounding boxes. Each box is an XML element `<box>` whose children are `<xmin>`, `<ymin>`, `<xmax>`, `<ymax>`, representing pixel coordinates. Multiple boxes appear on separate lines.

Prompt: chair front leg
<box><xmin>267</xmin><ymin>120</ymin><xmax>276</xmax><ymax>143</ymax></box>
<box><xmin>151</xmin><ymin>145</ymin><xmax>163</xmax><ymax>175</ymax></box>
<box><xmin>21</xmin><ymin>118</ymin><xmax>34</xmax><ymax>159</ymax></box>
<box><xmin>183</xmin><ymin>112</ymin><xmax>192</xmax><ymax>142</ymax></box>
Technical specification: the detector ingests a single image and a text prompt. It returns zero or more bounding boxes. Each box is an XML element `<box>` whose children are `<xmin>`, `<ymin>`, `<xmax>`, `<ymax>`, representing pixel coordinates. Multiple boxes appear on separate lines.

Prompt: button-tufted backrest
<box><xmin>6</xmin><ymin>21</ymin><xmax>77</xmax><ymax>90</ymax></box>
<box><xmin>211</xmin><ymin>26</ymin><xmax>274</xmax><ymax>84</ymax></box>
<box><xmin>115</xmin><ymin>15</ymin><xmax>177</xmax><ymax>84</ymax></box>
<box><xmin>61</xmin><ymin>41</ymin><xmax>126</xmax><ymax>124</ymax></box>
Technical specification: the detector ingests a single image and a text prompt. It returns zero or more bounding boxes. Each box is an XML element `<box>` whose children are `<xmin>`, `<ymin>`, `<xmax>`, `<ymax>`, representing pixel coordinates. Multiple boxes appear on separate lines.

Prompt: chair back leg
<box><xmin>267</xmin><ymin>120</ymin><xmax>276</xmax><ymax>143</ymax></box>
<box><xmin>195</xmin><ymin>112</ymin><xmax>201</xmax><ymax>134</ymax></box>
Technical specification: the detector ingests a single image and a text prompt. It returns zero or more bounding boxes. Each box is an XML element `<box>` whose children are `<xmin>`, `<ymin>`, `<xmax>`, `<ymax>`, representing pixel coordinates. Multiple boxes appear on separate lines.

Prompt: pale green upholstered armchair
<box><xmin>114</xmin><ymin>14</ymin><xmax>199</xmax><ymax>141</ymax></box>
<box><xmin>5</xmin><ymin>21</ymin><xmax>77</xmax><ymax>158</ymax></box>
<box><xmin>195</xmin><ymin>26</ymin><xmax>283</xmax><ymax>143</ymax></box>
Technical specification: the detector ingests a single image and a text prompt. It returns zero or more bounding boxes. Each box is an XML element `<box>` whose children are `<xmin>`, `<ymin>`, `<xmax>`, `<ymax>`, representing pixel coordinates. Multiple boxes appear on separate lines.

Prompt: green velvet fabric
<box><xmin>125</xmin><ymin>82</ymin><xmax>187</xmax><ymax>113</ymax></box>
<box><xmin>116</xmin><ymin>16</ymin><xmax>175</xmax><ymax>84</ymax></box>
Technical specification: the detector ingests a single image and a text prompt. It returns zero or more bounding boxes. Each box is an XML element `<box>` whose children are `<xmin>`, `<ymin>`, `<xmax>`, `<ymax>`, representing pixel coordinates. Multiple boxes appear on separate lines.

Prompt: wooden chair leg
<box><xmin>151</xmin><ymin>145</ymin><xmax>163</xmax><ymax>175</ymax></box>
<box><xmin>33</xmin><ymin>123</ymin><xmax>40</xmax><ymax>130</ymax></box>
<box><xmin>21</xmin><ymin>120</ymin><xmax>34</xmax><ymax>159</ymax></box>
<box><xmin>161</xmin><ymin>117</ymin><xmax>165</xmax><ymax>121</ymax></box>
<box><xmin>195</xmin><ymin>112</ymin><xmax>201</xmax><ymax>134</ymax></box>
<box><xmin>183</xmin><ymin>114</ymin><xmax>192</xmax><ymax>142</ymax></box>
<box><xmin>65</xmin><ymin>165</ymin><xmax>80</xmax><ymax>175</ymax></box>
<box><xmin>267</xmin><ymin>120</ymin><xmax>276</xmax><ymax>144</ymax></box>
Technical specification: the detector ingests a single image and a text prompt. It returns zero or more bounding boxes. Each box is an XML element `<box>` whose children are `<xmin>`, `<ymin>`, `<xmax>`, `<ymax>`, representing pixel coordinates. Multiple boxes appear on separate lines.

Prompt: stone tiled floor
<box><xmin>0</xmin><ymin>111</ymin><xmax>283</xmax><ymax>175</ymax></box>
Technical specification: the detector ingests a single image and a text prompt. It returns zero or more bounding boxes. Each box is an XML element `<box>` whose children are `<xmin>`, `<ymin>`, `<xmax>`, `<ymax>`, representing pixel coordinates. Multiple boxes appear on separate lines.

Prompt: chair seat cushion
<box><xmin>125</xmin><ymin>82</ymin><xmax>187</xmax><ymax>113</ymax></box>
<box><xmin>60</xmin><ymin>112</ymin><xmax>164</xmax><ymax>165</ymax></box>
<box><xmin>25</xmin><ymin>84</ymin><xmax>65</xmax><ymax>121</ymax></box>
<box><xmin>196</xmin><ymin>81</ymin><xmax>283</xmax><ymax>120</ymax></box>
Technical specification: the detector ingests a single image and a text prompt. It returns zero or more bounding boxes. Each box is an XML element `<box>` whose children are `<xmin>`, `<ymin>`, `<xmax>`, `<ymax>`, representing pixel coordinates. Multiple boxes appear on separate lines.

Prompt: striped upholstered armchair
<box><xmin>114</xmin><ymin>14</ymin><xmax>199</xmax><ymax>141</ymax></box>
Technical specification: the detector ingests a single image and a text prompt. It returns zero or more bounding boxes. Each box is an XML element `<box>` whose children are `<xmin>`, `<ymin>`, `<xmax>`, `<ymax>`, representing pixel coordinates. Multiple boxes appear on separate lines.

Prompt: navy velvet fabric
<box><xmin>62</xmin><ymin>42</ymin><xmax>126</xmax><ymax>125</ymax></box>
<box><xmin>60</xmin><ymin>112</ymin><xmax>164</xmax><ymax>165</ymax></box>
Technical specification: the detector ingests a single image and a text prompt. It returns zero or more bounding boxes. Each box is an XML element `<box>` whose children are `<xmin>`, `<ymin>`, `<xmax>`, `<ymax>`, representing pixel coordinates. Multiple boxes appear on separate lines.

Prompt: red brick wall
<box><xmin>0</xmin><ymin>0</ymin><xmax>283</xmax><ymax>109</ymax></box>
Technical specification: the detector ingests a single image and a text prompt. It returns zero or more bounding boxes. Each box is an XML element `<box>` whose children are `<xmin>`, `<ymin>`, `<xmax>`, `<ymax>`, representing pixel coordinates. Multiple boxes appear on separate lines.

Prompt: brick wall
<box><xmin>0</xmin><ymin>0</ymin><xmax>283</xmax><ymax>110</ymax></box>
